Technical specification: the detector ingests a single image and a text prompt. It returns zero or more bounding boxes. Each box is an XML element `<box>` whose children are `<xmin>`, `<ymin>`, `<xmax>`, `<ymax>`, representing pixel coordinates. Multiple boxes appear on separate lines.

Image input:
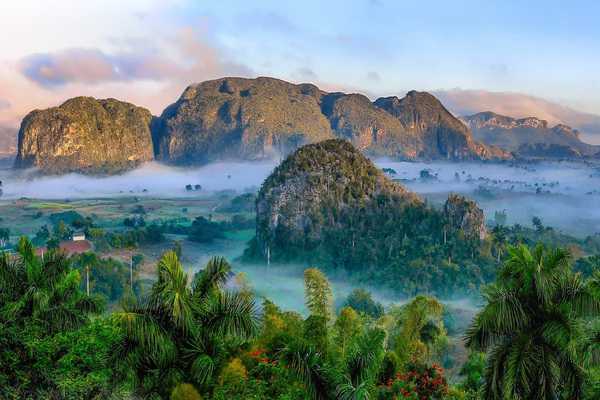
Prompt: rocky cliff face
<box><xmin>153</xmin><ymin>77</ymin><xmax>333</xmax><ymax>165</ymax></box>
<box><xmin>462</xmin><ymin>111</ymin><xmax>599</xmax><ymax>158</ymax></box>
<box><xmin>15</xmin><ymin>97</ymin><xmax>154</xmax><ymax>174</ymax></box>
<box><xmin>373</xmin><ymin>92</ymin><xmax>507</xmax><ymax>160</ymax></box>
<box><xmin>155</xmin><ymin>77</ymin><xmax>509</xmax><ymax>164</ymax></box>
<box><xmin>444</xmin><ymin>194</ymin><xmax>487</xmax><ymax>240</ymax></box>
<box><xmin>13</xmin><ymin>77</ymin><xmax>513</xmax><ymax>175</ymax></box>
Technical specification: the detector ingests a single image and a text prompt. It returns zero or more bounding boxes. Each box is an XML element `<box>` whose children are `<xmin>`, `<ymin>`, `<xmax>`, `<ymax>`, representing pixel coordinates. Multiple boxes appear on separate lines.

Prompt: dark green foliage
<box><xmin>71</xmin><ymin>253</ymin><xmax>131</xmax><ymax>301</ymax></box>
<box><xmin>458</xmin><ymin>351</ymin><xmax>486</xmax><ymax>394</ymax></box>
<box><xmin>343</xmin><ymin>288</ymin><xmax>384</xmax><ymax>318</ymax></box>
<box><xmin>115</xmin><ymin>253</ymin><xmax>258</xmax><ymax>398</ymax></box>
<box><xmin>49</xmin><ymin>210</ymin><xmax>85</xmax><ymax>226</ymax></box>
<box><xmin>576</xmin><ymin>255</ymin><xmax>600</xmax><ymax>277</ymax></box>
<box><xmin>466</xmin><ymin>244</ymin><xmax>600</xmax><ymax>399</ymax></box>
<box><xmin>103</xmin><ymin>223</ymin><xmax>165</xmax><ymax>249</ymax></box>
<box><xmin>188</xmin><ymin>216</ymin><xmax>225</xmax><ymax>243</ymax></box>
<box><xmin>0</xmin><ymin>238</ymin><xmax>112</xmax><ymax>399</ymax></box>
<box><xmin>0</xmin><ymin>227</ymin><xmax>9</xmax><ymax>248</ymax></box>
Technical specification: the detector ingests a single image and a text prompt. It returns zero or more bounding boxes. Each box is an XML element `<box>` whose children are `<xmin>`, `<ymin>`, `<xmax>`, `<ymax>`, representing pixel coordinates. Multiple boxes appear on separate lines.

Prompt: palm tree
<box><xmin>0</xmin><ymin>237</ymin><xmax>103</xmax><ymax>398</ymax></box>
<box><xmin>115</xmin><ymin>253</ymin><xmax>257</xmax><ymax>398</ymax></box>
<box><xmin>0</xmin><ymin>237</ymin><xmax>102</xmax><ymax>333</ymax></box>
<box><xmin>280</xmin><ymin>328</ymin><xmax>385</xmax><ymax>400</ymax></box>
<box><xmin>466</xmin><ymin>244</ymin><xmax>600</xmax><ymax>399</ymax></box>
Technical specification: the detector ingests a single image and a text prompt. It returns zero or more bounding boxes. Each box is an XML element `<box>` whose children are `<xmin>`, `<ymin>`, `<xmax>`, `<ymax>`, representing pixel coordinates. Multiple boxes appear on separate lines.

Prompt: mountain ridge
<box><xmin>153</xmin><ymin>76</ymin><xmax>510</xmax><ymax>166</ymax></box>
<box><xmin>462</xmin><ymin>111</ymin><xmax>599</xmax><ymax>158</ymax></box>
<box><xmin>13</xmin><ymin>76</ymin><xmax>514</xmax><ymax>174</ymax></box>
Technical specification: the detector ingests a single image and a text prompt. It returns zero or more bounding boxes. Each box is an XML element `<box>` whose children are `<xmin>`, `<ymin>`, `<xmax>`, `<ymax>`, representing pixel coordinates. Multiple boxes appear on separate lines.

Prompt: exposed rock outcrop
<box><xmin>153</xmin><ymin>77</ymin><xmax>332</xmax><ymax>165</ymax></box>
<box><xmin>15</xmin><ymin>97</ymin><xmax>154</xmax><ymax>174</ymax></box>
<box><xmin>155</xmin><ymin>77</ymin><xmax>509</xmax><ymax>164</ymax></box>
<box><xmin>444</xmin><ymin>194</ymin><xmax>487</xmax><ymax>240</ymax></box>
<box><xmin>255</xmin><ymin>139</ymin><xmax>419</xmax><ymax>252</ymax></box>
<box><xmin>462</xmin><ymin>111</ymin><xmax>599</xmax><ymax>158</ymax></box>
<box><xmin>374</xmin><ymin>92</ymin><xmax>507</xmax><ymax>160</ymax></box>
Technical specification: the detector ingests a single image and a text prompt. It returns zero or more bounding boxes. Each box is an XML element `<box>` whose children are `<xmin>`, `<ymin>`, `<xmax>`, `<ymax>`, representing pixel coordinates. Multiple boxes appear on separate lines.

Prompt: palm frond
<box><xmin>279</xmin><ymin>340</ymin><xmax>330</xmax><ymax>400</ymax></box>
<box><xmin>151</xmin><ymin>251</ymin><xmax>193</xmax><ymax>332</ymax></box>
<box><xmin>198</xmin><ymin>291</ymin><xmax>258</xmax><ymax>339</ymax></box>
<box><xmin>192</xmin><ymin>256</ymin><xmax>231</xmax><ymax>300</ymax></box>
<box><xmin>115</xmin><ymin>310</ymin><xmax>177</xmax><ymax>367</ymax></box>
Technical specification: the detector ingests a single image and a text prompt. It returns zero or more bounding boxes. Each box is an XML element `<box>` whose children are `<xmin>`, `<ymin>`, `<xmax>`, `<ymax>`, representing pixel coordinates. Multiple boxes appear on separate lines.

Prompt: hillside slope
<box><xmin>15</xmin><ymin>97</ymin><xmax>154</xmax><ymax>174</ymax></box>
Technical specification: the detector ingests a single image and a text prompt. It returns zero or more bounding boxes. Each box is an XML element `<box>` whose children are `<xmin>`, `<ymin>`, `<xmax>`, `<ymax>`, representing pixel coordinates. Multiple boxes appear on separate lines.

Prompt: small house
<box><xmin>72</xmin><ymin>232</ymin><xmax>86</xmax><ymax>241</ymax></box>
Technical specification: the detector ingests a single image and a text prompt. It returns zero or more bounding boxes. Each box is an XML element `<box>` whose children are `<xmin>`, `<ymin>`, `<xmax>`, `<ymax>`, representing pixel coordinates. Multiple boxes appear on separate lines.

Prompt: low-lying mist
<box><xmin>379</xmin><ymin>159</ymin><xmax>600</xmax><ymax>237</ymax></box>
<box><xmin>1</xmin><ymin>158</ymin><xmax>599</xmax><ymax>236</ymax></box>
<box><xmin>0</xmin><ymin>161</ymin><xmax>278</xmax><ymax>199</ymax></box>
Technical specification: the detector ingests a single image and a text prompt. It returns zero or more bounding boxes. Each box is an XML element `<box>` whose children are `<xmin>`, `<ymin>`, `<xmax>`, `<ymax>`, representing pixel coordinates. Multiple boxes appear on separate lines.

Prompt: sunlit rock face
<box><xmin>154</xmin><ymin>77</ymin><xmax>508</xmax><ymax>165</ymax></box>
<box><xmin>462</xmin><ymin>111</ymin><xmax>600</xmax><ymax>158</ymax></box>
<box><xmin>443</xmin><ymin>194</ymin><xmax>487</xmax><ymax>240</ymax></box>
<box><xmin>153</xmin><ymin>77</ymin><xmax>334</xmax><ymax>165</ymax></box>
<box><xmin>15</xmin><ymin>97</ymin><xmax>154</xmax><ymax>175</ymax></box>
<box><xmin>373</xmin><ymin>91</ymin><xmax>510</xmax><ymax>160</ymax></box>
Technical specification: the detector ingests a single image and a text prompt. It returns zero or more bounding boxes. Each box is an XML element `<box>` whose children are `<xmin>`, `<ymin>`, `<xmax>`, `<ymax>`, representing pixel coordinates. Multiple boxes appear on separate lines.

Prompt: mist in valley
<box><xmin>0</xmin><ymin>161</ymin><xmax>277</xmax><ymax>200</ymax></box>
<box><xmin>1</xmin><ymin>158</ymin><xmax>598</xmax><ymax>317</ymax></box>
<box><xmin>2</xmin><ymin>158</ymin><xmax>599</xmax><ymax>236</ymax></box>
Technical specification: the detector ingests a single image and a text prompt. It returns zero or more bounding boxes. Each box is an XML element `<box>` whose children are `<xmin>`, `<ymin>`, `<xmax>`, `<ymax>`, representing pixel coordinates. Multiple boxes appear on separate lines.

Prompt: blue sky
<box><xmin>0</xmin><ymin>0</ymin><xmax>599</xmax><ymax>128</ymax></box>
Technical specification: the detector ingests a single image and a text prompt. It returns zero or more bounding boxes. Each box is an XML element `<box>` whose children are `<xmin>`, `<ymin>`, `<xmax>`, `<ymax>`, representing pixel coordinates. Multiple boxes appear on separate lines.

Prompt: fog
<box><xmin>1</xmin><ymin>159</ymin><xmax>599</xmax><ymax>236</ymax></box>
<box><xmin>0</xmin><ymin>161</ymin><xmax>278</xmax><ymax>199</ymax></box>
<box><xmin>228</xmin><ymin>262</ymin><xmax>479</xmax><ymax>328</ymax></box>
<box><xmin>379</xmin><ymin>159</ymin><xmax>600</xmax><ymax>237</ymax></box>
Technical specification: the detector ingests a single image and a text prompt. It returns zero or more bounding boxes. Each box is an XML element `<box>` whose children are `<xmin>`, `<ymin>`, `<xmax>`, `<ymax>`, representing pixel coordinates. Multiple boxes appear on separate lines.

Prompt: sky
<box><xmin>1</xmin><ymin>0</ymin><xmax>599</xmax><ymax>136</ymax></box>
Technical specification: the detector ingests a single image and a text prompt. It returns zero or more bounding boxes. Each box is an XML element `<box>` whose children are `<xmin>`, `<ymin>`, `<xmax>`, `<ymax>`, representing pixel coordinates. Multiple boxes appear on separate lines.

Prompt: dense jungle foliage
<box><xmin>1</xmin><ymin>236</ymin><xmax>600</xmax><ymax>399</ymax></box>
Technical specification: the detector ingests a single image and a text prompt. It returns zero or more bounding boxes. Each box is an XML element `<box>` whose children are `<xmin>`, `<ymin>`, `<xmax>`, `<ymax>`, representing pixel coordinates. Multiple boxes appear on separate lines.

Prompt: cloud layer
<box><xmin>18</xmin><ymin>28</ymin><xmax>252</xmax><ymax>88</ymax></box>
<box><xmin>19</xmin><ymin>48</ymin><xmax>176</xmax><ymax>86</ymax></box>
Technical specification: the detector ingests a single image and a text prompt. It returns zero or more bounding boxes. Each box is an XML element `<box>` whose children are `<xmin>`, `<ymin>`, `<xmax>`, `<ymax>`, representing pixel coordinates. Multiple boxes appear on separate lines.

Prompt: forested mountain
<box><xmin>245</xmin><ymin>139</ymin><xmax>493</xmax><ymax>296</ymax></box>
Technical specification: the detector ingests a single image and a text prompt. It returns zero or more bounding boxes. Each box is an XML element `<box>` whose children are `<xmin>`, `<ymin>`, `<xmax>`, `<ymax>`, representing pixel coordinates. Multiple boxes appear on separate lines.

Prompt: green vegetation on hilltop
<box><xmin>247</xmin><ymin>139</ymin><xmax>494</xmax><ymax>297</ymax></box>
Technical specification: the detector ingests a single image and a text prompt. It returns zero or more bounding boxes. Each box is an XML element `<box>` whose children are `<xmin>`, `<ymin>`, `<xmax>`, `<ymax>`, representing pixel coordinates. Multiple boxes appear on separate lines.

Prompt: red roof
<box><xmin>35</xmin><ymin>240</ymin><xmax>92</xmax><ymax>256</ymax></box>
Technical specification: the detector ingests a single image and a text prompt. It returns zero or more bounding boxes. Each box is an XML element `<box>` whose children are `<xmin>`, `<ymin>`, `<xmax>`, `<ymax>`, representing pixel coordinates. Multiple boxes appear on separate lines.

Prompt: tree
<box><xmin>493</xmin><ymin>210</ymin><xmax>507</xmax><ymax>226</ymax></box>
<box><xmin>343</xmin><ymin>288</ymin><xmax>384</xmax><ymax>318</ymax></box>
<box><xmin>115</xmin><ymin>253</ymin><xmax>257</xmax><ymax>398</ymax></box>
<box><xmin>0</xmin><ymin>237</ymin><xmax>105</xmax><ymax>398</ymax></box>
<box><xmin>466</xmin><ymin>244</ymin><xmax>600</xmax><ymax>399</ymax></box>
<box><xmin>334</xmin><ymin>307</ymin><xmax>362</xmax><ymax>358</ymax></box>
<box><xmin>0</xmin><ymin>227</ymin><xmax>9</xmax><ymax>248</ymax></box>
<box><xmin>394</xmin><ymin>295</ymin><xmax>447</xmax><ymax>366</ymax></box>
<box><xmin>188</xmin><ymin>216</ymin><xmax>225</xmax><ymax>243</ymax></box>
<box><xmin>304</xmin><ymin>268</ymin><xmax>333</xmax><ymax>321</ymax></box>
<box><xmin>532</xmin><ymin>216</ymin><xmax>544</xmax><ymax>233</ymax></box>
<box><xmin>459</xmin><ymin>351</ymin><xmax>486</xmax><ymax>394</ymax></box>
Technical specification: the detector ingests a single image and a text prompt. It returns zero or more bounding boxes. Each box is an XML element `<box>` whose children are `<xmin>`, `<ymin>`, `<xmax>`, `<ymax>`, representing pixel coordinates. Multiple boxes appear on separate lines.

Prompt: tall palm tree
<box><xmin>115</xmin><ymin>253</ymin><xmax>257</xmax><ymax>398</ymax></box>
<box><xmin>466</xmin><ymin>244</ymin><xmax>600</xmax><ymax>400</ymax></box>
<box><xmin>280</xmin><ymin>328</ymin><xmax>385</xmax><ymax>400</ymax></box>
<box><xmin>0</xmin><ymin>237</ymin><xmax>102</xmax><ymax>333</ymax></box>
<box><xmin>1</xmin><ymin>237</ymin><xmax>103</xmax><ymax>398</ymax></box>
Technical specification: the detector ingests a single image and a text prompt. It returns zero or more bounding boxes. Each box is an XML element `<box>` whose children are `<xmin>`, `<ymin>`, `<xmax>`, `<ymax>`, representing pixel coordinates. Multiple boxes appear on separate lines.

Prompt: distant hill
<box><xmin>435</xmin><ymin>89</ymin><xmax>600</xmax><ymax>145</ymax></box>
<box><xmin>153</xmin><ymin>77</ymin><xmax>510</xmax><ymax>165</ymax></box>
<box><xmin>14</xmin><ymin>77</ymin><xmax>514</xmax><ymax>175</ymax></box>
<box><xmin>14</xmin><ymin>97</ymin><xmax>154</xmax><ymax>174</ymax></box>
<box><xmin>462</xmin><ymin>111</ymin><xmax>600</xmax><ymax>159</ymax></box>
<box><xmin>0</xmin><ymin>124</ymin><xmax>17</xmax><ymax>156</ymax></box>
